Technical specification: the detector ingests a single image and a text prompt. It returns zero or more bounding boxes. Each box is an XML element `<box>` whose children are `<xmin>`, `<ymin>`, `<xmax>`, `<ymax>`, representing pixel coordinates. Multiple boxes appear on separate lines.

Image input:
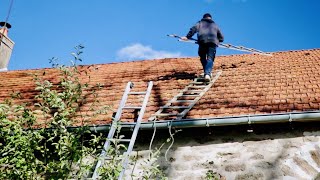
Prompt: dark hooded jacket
<box><xmin>186</xmin><ymin>18</ymin><xmax>224</xmax><ymax>45</ymax></box>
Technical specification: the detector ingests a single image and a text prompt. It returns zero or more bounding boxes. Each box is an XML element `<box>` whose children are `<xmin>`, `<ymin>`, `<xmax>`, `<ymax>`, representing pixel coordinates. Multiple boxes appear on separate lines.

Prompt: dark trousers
<box><xmin>198</xmin><ymin>43</ymin><xmax>217</xmax><ymax>76</ymax></box>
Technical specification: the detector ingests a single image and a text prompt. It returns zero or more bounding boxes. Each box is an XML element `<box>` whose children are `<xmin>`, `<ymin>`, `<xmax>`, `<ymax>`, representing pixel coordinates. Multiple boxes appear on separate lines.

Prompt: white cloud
<box><xmin>117</xmin><ymin>43</ymin><xmax>182</xmax><ymax>61</ymax></box>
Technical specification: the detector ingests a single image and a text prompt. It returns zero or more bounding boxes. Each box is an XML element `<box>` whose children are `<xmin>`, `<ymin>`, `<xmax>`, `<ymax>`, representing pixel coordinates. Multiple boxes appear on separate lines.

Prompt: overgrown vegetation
<box><xmin>97</xmin><ymin>122</ymin><xmax>128</xmax><ymax>179</ymax></box>
<box><xmin>0</xmin><ymin>45</ymin><xmax>169</xmax><ymax>179</ymax></box>
<box><xmin>0</xmin><ymin>45</ymin><xmax>106</xmax><ymax>179</ymax></box>
<box><xmin>204</xmin><ymin>170</ymin><xmax>222</xmax><ymax>180</ymax></box>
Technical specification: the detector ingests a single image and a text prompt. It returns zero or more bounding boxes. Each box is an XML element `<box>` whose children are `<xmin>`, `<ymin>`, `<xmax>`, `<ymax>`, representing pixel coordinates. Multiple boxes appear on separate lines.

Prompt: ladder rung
<box><xmin>153</xmin><ymin>113</ymin><xmax>180</xmax><ymax>117</ymax></box>
<box><xmin>191</xmin><ymin>81</ymin><xmax>206</xmax><ymax>84</ymax></box>
<box><xmin>194</xmin><ymin>77</ymin><xmax>207</xmax><ymax>80</ymax></box>
<box><xmin>128</xmin><ymin>92</ymin><xmax>146</xmax><ymax>95</ymax></box>
<box><xmin>179</xmin><ymin>94</ymin><xmax>199</xmax><ymax>97</ymax></box>
<box><xmin>122</xmin><ymin>106</ymin><xmax>142</xmax><ymax>109</ymax></box>
<box><xmin>120</xmin><ymin>139</ymin><xmax>131</xmax><ymax>142</ymax></box>
<box><xmin>160</xmin><ymin>105</ymin><xmax>188</xmax><ymax>109</ymax></box>
<box><xmin>187</xmin><ymin>85</ymin><xmax>207</xmax><ymax>88</ymax></box>
<box><xmin>103</xmin><ymin>157</ymin><xmax>112</xmax><ymax>161</ymax></box>
<box><xmin>109</xmin><ymin>138</ymin><xmax>131</xmax><ymax>142</ymax></box>
<box><xmin>175</xmin><ymin>100</ymin><xmax>195</xmax><ymax>102</ymax></box>
<box><xmin>184</xmin><ymin>90</ymin><xmax>203</xmax><ymax>93</ymax></box>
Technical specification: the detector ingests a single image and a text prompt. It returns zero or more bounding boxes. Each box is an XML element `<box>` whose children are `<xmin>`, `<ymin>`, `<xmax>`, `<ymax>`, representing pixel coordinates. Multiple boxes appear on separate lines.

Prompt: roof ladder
<box><xmin>168</xmin><ymin>34</ymin><xmax>272</xmax><ymax>56</ymax></box>
<box><xmin>92</xmin><ymin>81</ymin><xmax>153</xmax><ymax>180</ymax></box>
<box><xmin>149</xmin><ymin>70</ymin><xmax>222</xmax><ymax>121</ymax></box>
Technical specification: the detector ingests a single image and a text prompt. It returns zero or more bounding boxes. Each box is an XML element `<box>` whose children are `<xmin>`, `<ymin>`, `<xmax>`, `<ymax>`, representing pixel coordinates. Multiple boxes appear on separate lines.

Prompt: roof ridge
<box><xmin>268</xmin><ymin>48</ymin><xmax>320</xmax><ymax>54</ymax></box>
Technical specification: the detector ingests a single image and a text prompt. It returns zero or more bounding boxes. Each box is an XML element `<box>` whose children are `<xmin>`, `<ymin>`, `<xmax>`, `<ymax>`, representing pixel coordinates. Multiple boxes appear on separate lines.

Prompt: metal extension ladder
<box><xmin>149</xmin><ymin>70</ymin><xmax>222</xmax><ymax>121</ymax></box>
<box><xmin>167</xmin><ymin>34</ymin><xmax>272</xmax><ymax>56</ymax></box>
<box><xmin>92</xmin><ymin>81</ymin><xmax>153</xmax><ymax>180</ymax></box>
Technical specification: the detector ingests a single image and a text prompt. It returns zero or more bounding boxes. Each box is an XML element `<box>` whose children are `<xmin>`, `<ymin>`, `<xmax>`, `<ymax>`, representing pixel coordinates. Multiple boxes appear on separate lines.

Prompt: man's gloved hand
<box><xmin>180</xmin><ymin>36</ymin><xmax>189</xmax><ymax>41</ymax></box>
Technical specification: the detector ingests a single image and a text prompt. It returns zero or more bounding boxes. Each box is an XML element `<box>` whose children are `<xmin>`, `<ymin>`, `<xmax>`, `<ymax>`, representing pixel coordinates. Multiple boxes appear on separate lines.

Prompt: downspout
<box><xmin>88</xmin><ymin>111</ymin><xmax>320</xmax><ymax>132</ymax></box>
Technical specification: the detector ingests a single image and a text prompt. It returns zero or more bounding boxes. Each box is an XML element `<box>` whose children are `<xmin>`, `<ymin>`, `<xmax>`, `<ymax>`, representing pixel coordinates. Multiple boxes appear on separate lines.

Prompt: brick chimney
<box><xmin>0</xmin><ymin>22</ymin><xmax>14</xmax><ymax>72</ymax></box>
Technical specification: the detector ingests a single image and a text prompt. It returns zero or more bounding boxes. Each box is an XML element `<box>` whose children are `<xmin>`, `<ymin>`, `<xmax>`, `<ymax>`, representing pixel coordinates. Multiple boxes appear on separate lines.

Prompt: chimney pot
<box><xmin>0</xmin><ymin>22</ymin><xmax>11</xmax><ymax>37</ymax></box>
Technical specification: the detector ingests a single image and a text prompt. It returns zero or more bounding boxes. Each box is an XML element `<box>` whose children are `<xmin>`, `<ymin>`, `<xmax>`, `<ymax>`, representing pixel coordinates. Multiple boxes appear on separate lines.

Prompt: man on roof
<box><xmin>181</xmin><ymin>13</ymin><xmax>224</xmax><ymax>81</ymax></box>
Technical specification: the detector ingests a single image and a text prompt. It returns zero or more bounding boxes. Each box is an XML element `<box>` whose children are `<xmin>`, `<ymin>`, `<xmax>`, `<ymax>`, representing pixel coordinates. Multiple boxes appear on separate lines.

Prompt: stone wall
<box><xmin>125</xmin><ymin>122</ymin><xmax>320</xmax><ymax>180</ymax></box>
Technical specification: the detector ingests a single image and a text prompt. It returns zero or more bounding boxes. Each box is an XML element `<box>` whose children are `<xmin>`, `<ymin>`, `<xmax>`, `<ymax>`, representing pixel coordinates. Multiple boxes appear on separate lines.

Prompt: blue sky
<box><xmin>1</xmin><ymin>0</ymin><xmax>320</xmax><ymax>70</ymax></box>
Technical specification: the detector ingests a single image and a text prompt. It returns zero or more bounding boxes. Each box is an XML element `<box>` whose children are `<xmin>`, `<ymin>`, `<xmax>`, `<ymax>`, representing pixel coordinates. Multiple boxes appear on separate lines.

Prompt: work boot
<box><xmin>204</xmin><ymin>74</ymin><xmax>211</xmax><ymax>82</ymax></box>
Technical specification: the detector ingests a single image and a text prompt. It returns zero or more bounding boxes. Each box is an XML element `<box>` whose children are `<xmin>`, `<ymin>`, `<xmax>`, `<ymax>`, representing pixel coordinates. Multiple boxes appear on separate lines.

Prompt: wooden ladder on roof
<box><xmin>91</xmin><ymin>81</ymin><xmax>153</xmax><ymax>180</ymax></box>
<box><xmin>149</xmin><ymin>70</ymin><xmax>222</xmax><ymax>121</ymax></box>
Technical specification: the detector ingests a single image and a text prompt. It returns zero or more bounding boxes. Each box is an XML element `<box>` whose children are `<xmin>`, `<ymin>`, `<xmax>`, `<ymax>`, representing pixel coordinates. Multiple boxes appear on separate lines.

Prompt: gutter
<box><xmin>88</xmin><ymin>111</ymin><xmax>320</xmax><ymax>132</ymax></box>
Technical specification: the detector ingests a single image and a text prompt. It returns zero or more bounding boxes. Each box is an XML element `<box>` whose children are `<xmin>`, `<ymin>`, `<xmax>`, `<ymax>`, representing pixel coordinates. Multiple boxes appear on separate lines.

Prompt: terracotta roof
<box><xmin>1</xmin><ymin>48</ymin><xmax>320</xmax><ymax>126</ymax></box>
